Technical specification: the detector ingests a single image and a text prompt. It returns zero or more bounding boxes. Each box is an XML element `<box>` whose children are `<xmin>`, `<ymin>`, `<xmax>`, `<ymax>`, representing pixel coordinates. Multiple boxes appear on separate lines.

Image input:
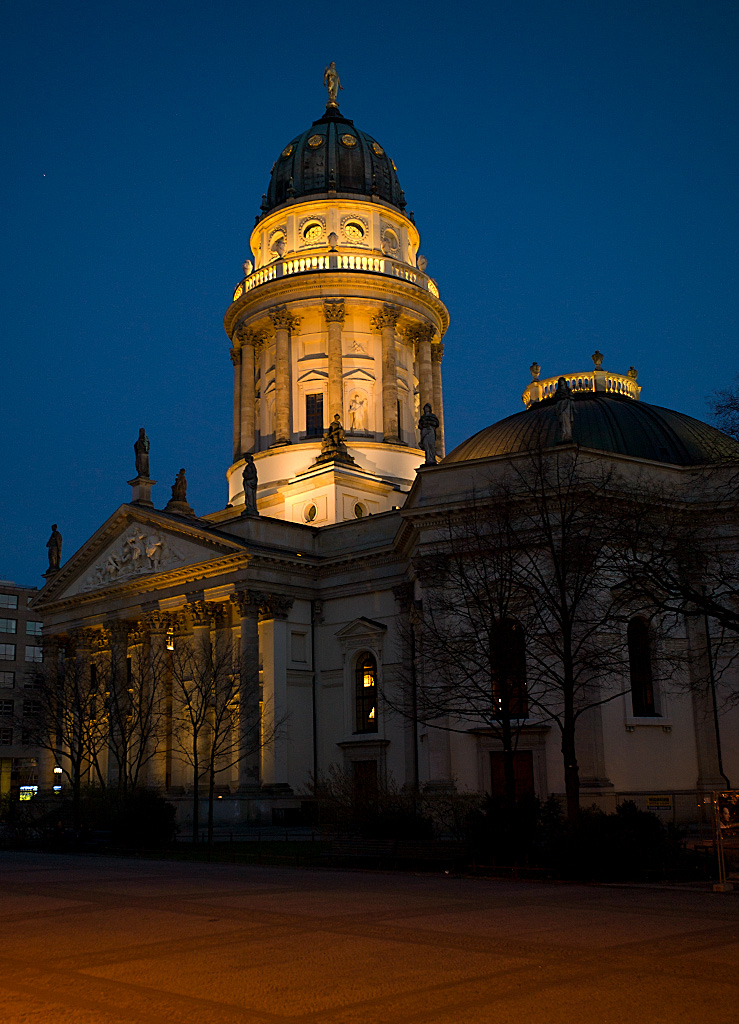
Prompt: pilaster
<box><xmin>371</xmin><ymin>304</ymin><xmax>401</xmax><ymax>444</ymax></box>
<box><xmin>324</xmin><ymin>299</ymin><xmax>345</xmax><ymax>423</ymax></box>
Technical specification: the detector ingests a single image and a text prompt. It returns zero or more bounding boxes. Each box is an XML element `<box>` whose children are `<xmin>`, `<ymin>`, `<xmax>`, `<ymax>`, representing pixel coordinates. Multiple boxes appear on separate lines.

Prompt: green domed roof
<box><xmin>444</xmin><ymin>393</ymin><xmax>739</xmax><ymax>467</ymax></box>
<box><xmin>264</xmin><ymin>106</ymin><xmax>406</xmax><ymax>213</ymax></box>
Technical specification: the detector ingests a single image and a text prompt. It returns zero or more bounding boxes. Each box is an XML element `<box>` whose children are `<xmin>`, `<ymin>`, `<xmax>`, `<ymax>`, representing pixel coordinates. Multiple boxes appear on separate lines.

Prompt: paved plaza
<box><xmin>0</xmin><ymin>852</ymin><xmax>737</xmax><ymax>1023</ymax></box>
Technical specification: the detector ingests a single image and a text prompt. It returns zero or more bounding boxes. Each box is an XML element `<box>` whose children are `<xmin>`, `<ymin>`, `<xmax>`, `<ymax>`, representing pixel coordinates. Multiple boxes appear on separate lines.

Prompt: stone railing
<box><xmin>522</xmin><ymin>370</ymin><xmax>641</xmax><ymax>409</ymax></box>
<box><xmin>232</xmin><ymin>253</ymin><xmax>441</xmax><ymax>302</ymax></box>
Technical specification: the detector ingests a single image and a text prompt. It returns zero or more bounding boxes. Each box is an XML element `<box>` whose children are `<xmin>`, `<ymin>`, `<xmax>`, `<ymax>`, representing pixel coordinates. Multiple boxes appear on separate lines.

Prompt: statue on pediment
<box><xmin>46</xmin><ymin>524</ymin><xmax>63</xmax><ymax>572</ymax></box>
<box><xmin>419</xmin><ymin>404</ymin><xmax>439</xmax><ymax>465</ymax></box>
<box><xmin>134</xmin><ymin>428</ymin><xmax>150</xmax><ymax>478</ymax></box>
<box><xmin>242</xmin><ymin>454</ymin><xmax>258</xmax><ymax>516</ymax></box>
<box><xmin>171</xmin><ymin>469</ymin><xmax>187</xmax><ymax>502</ymax></box>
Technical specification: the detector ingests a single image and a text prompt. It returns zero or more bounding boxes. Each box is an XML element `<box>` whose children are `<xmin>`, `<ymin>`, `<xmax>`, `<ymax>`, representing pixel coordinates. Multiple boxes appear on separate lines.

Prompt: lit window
<box><xmin>19</xmin><ymin>785</ymin><xmax>38</xmax><ymax>801</ymax></box>
<box><xmin>355</xmin><ymin>652</ymin><xmax>378</xmax><ymax>734</ymax></box>
<box><xmin>344</xmin><ymin>221</ymin><xmax>365</xmax><ymax>241</ymax></box>
<box><xmin>0</xmin><ymin>644</ymin><xmax>16</xmax><ymax>661</ymax></box>
<box><xmin>0</xmin><ymin>618</ymin><xmax>17</xmax><ymax>634</ymax></box>
<box><xmin>0</xmin><ymin>595</ymin><xmax>18</xmax><ymax>610</ymax></box>
<box><xmin>166</xmin><ymin>630</ymin><xmax>174</xmax><ymax>651</ymax></box>
<box><xmin>25</xmin><ymin>646</ymin><xmax>43</xmax><ymax>664</ymax></box>
<box><xmin>26</xmin><ymin>621</ymin><xmax>43</xmax><ymax>637</ymax></box>
<box><xmin>491</xmin><ymin>619</ymin><xmax>529</xmax><ymax>719</ymax></box>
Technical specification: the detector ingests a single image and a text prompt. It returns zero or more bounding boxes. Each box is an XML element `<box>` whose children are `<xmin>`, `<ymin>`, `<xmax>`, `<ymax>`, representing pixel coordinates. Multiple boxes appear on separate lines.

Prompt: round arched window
<box><xmin>344</xmin><ymin>221</ymin><xmax>365</xmax><ymax>241</ymax></box>
<box><xmin>302</xmin><ymin>221</ymin><xmax>323</xmax><ymax>242</ymax></box>
<box><xmin>354</xmin><ymin>503</ymin><xmax>365</xmax><ymax>518</ymax></box>
<box><xmin>304</xmin><ymin>504</ymin><xmax>317</xmax><ymax>522</ymax></box>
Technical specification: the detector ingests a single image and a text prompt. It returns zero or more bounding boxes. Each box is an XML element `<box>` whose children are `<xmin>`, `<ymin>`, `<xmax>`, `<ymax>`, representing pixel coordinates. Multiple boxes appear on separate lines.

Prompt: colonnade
<box><xmin>230</xmin><ymin>301</ymin><xmax>445</xmax><ymax>460</ymax></box>
<box><xmin>42</xmin><ymin>589</ymin><xmax>296</xmax><ymax>795</ymax></box>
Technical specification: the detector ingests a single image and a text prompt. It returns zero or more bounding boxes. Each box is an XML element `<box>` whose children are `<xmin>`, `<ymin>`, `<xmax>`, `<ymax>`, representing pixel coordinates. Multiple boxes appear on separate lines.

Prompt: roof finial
<box><xmin>323</xmin><ymin>62</ymin><xmax>343</xmax><ymax>108</ymax></box>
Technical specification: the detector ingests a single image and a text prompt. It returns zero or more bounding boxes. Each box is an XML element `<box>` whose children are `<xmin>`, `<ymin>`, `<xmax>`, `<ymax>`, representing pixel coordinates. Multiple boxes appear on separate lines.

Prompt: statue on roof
<box><xmin>555</xmin><ymin>377</ymin><xmax>575</xmax><ymax>443</ymax></box>
<box><xmin>171</xmin><ymin>468</ymin><xmax>188</xmax><ymax>503</ymax></box>
<box><xmin>242</xmin><ymin>454</ymin><xmax>258</xmax><ymax>516</ymax></box>
<box><xmin>134</xmin><ymin>427</ymin><xmax>150</xmax><ymax>478</ymax></box>
<box><xmin>419</xmin><ymin>404</ymin><xmax>440</xmax><ymax>465</ymax></box>
<box><xmin>46</xmin><ymin>524</ymin><xmax>63</xmax><ymax>573</ymax></box>
<box><xmin>323</xmin><ymin>62</ymin><xmax>343</xmax><ymax>107</ymax></box>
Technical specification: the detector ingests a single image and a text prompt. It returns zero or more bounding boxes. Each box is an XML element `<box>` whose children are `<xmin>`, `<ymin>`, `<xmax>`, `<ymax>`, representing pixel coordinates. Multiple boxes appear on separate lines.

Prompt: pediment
<box><xmin>335</xmin><ymin>617</ymin><xmax>387</xmax><ymax>640</ymax></box>
<box><xmin>297</xmin><ymin>368</ymin><xmax>329</xmax><ymax>383</ymax></box>
<box><xmin>342</xmin><ymin>368</ymin><xmax>375</xmax><ymax>382</ymax></box>
<box><xmin>37</xmin><ymin>506</ymin><xmax>248</xmax><ymax>606</ymax></box>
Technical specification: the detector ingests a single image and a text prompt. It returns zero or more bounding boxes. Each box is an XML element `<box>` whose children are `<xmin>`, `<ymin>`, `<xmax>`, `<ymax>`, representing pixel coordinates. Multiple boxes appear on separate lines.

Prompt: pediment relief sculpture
<box><xmin>82</xmin><ymin>528</ymin><xmax>185</xmax><ymax>591</ymax></box>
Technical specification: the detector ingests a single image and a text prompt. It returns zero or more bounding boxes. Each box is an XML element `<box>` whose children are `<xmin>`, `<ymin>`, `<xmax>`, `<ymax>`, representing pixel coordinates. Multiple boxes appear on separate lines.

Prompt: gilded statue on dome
<box><xmin>323</xmin><ymin>62</ymin><xmax>343</xmax><ymax>106</ymax></box>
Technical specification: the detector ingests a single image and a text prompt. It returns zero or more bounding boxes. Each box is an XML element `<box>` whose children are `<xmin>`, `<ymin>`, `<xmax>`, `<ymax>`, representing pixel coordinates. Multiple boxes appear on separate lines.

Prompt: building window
<box><xmin>306</xmin><ymin>393</ymin><xmax>324</xmax><ymax>437</ymax></box>
<box><xmin>492</xmin><ymin>619</ymin><xmax>528</xmax><ymax>719</ymax></box>
<box><xmin>25</xmin><ymin>646</ymin><xmax>43</xmax><ymax>664</ymax></box>
<box><xmin>0</xmin><ymin>595</ymin><xmax>18</xmax><ymax>610</ymax></box>
<box><xmin>0</xmin><ymin>644</ymin><xmax>16</xmax><ymax>661</ymax></box>
<box><xmin>0</xmin><ymin>699</ymin><xmax>13</xmax><ymax>716</ymax></box>
<box><xmin>352</xmin><ymin>760</ymin><xmax>378</xmax><ymax>805</ymax></box>
<box><xmin>0</xmin><ymin>728</ymin><xmax>12</xmax><ymax>744</ymax></box>
<box><xmin>355</xmin><ymin>651</ymin><xmax>378</xmax><ymax>734</ymax></box>
<box><xmin>23</xmin><ymin>700</ymin><xmax>41</xmax><ymax>718</ymax></box>
<box><xmin>0</xmin><ymin>671</ymin><xmax>15</xmax><ymax>687</ymax></box>
<box><xmin>628</xmin><ymin>617</ymin><xmax>657</xmax><ymax>716</ymax></box>
<box><xmin>26</xmin><ymin>621</ymin><xmax>43</xmax><ymax>637</ymax></box>
<box><xmin>0</xmin><ymin>618</ymin><xmax>17</xmax><ymax>634</ymax></box>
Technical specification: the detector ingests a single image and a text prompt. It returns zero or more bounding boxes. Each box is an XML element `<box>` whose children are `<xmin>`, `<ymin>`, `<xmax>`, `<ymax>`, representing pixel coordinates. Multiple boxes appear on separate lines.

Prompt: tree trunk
<box><xmin>561</xmin><ymin>726</ymin><xmax>580</xmax><ymax>823</ymax></box>
<box><xmin>191</xmin><ymin>736</ymin><xmax>199</xmax><ymax>844</ymax></box>
<box><xmin>207</xmin><ymin>756</ymin><xmax>216</xmax><ymax>849</ymax></box>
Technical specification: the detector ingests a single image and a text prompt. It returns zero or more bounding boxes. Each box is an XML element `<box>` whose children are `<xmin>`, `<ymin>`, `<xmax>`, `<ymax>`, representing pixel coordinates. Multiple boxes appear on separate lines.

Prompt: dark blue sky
<box><xmin>2</xmin><ymin>1</ymin><xmax>738</xmax><ymax>586</ymax></box>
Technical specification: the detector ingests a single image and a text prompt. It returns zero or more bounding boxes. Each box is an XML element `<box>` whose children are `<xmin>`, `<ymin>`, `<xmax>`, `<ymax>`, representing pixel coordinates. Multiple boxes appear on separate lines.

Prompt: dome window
<box><xmin>372</xmin><ymin>142</ymin><xmax>385</xmax><ymax>156</ymax></box>
<box><xmin>307</xmin><ymin>134</ymin><xmax>323</xmax><ymax>148</ymax></box>
<box><xmin>302</xmin><ymin>221</ymin><xmax>324</xmax><ymax>243</ymax></box>
<box><xmin>282</xmin><ymin>144</ymin><xmax>294</xmax><ymax>158</ymax></box>
<box><xmin>341</xmin><ymin>134</ymin><xmax>357</xmax><ymax>148</ymax></box>
<box><xmin>344</xmin><ymin>221</ymin><xmax>365</xmax><ymax>242</ymax></box>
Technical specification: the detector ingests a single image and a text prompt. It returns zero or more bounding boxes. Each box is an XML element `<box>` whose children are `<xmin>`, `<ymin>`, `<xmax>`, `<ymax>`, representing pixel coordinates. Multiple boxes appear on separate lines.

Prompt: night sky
<box><xmin>2</xmin><ymin>1</ymin><xmax>738</xmax><ymax>587</ymax></box>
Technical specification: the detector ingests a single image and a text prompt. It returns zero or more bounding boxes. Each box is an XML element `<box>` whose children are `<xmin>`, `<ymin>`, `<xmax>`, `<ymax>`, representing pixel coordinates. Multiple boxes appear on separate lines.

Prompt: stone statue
<box><xmin>171</xmin><ymin>468</ymin><xmax>187</xmax><ymax>502</ymax></box>
<box><xmin>555</xmin><ymin>377</ymin><xmax>575</xmax><ymax>442</ymax></box>
<box><xmin>242</xmin><ymin>454</ymin><xmax>258</xmax><ymax>516</ymax></box>
<box><xmin>46</xmin><ymin>524</ymin><xmax>63</xmax><ymax>572</ymax></box>
<box><xmin>134</xmin><ymin>427</ymin><xmax>150</xmax><ymax>478</ymax></box>
<box><xmin>323</xmin><ymin>62</ymin><xmax>343</xmax><ymax>106</ymax></box>
<box><xmin>348</xmin><ymin>393</ymin><xmax>367</xmax><ymax>432</ymax></box>
<box><xmin>324</xmin><ymin>413</ymin><xmax>345</xmax><ymax>451</ymax></box>
<box><xmin>418</xmin><ymin>403</ymin><xmax>440</xmax><ymax>465</ymax></box>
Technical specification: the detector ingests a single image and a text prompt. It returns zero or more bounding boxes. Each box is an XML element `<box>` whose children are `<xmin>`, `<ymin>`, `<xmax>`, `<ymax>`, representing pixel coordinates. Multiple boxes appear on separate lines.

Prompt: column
<box><xmin>188</xmin><ymin>600</ymin><xmax>213</xmax><ymax>805</ymax></box>
<box><xmin>268</xmin><ymin>305</ymin><xmax>301</xmax><ymax>445</ymax></box>
<box><xmin>415</xmin><ymin>324</ymin><xmax>435</xmax><ymax>412</ymax></box>
<box><xmin>231</xmin><ymin>589</ymin><xmax>261</xmax><ymax>790</ymax></box>
<box><xmin>229</xmin><ymin>347</ymin><xmax>241</xmax><ymax>462</ymax></box>
<box><xmin>258</xmin><ymin>594</ymin><xmax>294</xmax><ymax>789</ymax></box>
<box><xmin>324</xmin><ymin>299</ymin><xmax>345</xmax><ymax>422</ymax></box>
<box><xmin>370</xmin><ymin>303</ymin><xmax>401</xmax><ymax>444</ymax></box>
<box><xmin>106</xmin><ymin>621</ymin><xmax>131</xmax><ymax>790</ymax></box>
<box><xmin>142</xmin><ymin>609</ymin><xmax>170</xmax><ymax>790</ymax></box>
<box><xmin>236</xmin><ymin>323</ymin><xmax>261</xmax><ymax>457</ymax></box>
<box><xmin>431</xmin><ymin>342</ymin><xmax>445</xmax><ymax>458</ymax></box>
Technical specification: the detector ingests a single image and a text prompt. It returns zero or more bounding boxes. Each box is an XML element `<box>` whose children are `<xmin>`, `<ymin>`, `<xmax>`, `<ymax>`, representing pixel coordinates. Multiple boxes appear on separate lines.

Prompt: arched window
<box><xmin>355</xmin><ymin>651</ymin><xmax>378</xmax><ymax>734</ymax></box>
<box><xmin>628</xmin><ymin>617</ymin><xmax>656</xmax><ymax>716</ymax></box>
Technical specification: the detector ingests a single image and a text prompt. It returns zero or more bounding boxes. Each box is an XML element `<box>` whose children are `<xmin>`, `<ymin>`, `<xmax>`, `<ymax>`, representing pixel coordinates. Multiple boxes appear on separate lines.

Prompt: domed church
<box><xmin>33</xmin><ymin>72</ymin><xmax>739</xmax><ymax>826</ymax></box>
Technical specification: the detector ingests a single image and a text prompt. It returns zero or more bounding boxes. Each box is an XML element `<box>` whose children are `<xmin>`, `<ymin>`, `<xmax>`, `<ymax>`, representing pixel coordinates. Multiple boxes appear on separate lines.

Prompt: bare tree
<box><xmin>400</xmin><ymin>495</ymin><xmax>533</xmax><ymax>806</ymax></box>
<box><xmin>404</xmin><ymin>447</ymin><xmax>633</xmax><ymax>822</ymax></box>
<box><xmin>710</xmin><ymin>377</ymin><xmax>739</xmax><ymax>440</ymax></box>
<box><xmin>26</xmin><ymin>635</ymin><xmax>107</xmax><ymax>827</ymax></box>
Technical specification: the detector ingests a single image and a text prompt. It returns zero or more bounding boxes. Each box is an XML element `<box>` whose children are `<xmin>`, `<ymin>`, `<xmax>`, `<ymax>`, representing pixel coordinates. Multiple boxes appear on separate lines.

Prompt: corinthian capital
<box><xmin>403</xmin><ymin>321</ymin><xmax>436</xmax><ymax>346</ymax></box>
<box><xmin>188</xmin><ymin>600</ymin><xmax>212</xmax><ymax>629</ymax></box>
<box><xmin>258</xmin><ymin>593</ymin><xmax>294</xmax><ymax>621</ymax></box>
<box><xmin>370</xmin><ymin>303</ymin><xmax>401</xmax><ymax>332</ymax></box>
<box><xmin>235</xmin><ymin>323</ymin><xmax>269</xmax><ymax>349</ymax></box>
<box><xmin>431</xmin><ymin>342</ymin><xmax>445</xmax><ymax>363</ymax></box>
<box><xmin>230</xmin><ymin>347</ymin><xmax>241</xmax><ymax>367</ymax></box>
<box><xmin>230</xmin><ymin>588</ymin><xmax>262</xmax><ymax>619</ymax></box>
<box><xmin>269</xmin><ymin>305</ymin><xmax>301</xmax><ymax>332</ymax></box>
<box><xmin>323</xmin><ymin>299</ymin><xmax>346</xmax><ymax>324</ymax></box>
